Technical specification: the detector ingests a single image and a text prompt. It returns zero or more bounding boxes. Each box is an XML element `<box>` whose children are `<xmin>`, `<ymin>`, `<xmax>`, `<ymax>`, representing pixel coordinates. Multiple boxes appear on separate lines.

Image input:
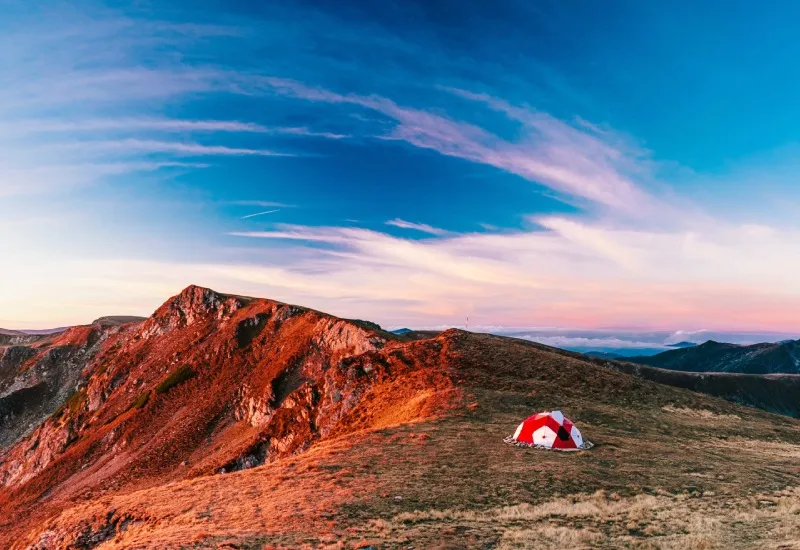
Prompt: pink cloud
<box><xmin>260</xmin><ymin>78</ymin><xmax>659</xmax><ymax>214</ymax></box>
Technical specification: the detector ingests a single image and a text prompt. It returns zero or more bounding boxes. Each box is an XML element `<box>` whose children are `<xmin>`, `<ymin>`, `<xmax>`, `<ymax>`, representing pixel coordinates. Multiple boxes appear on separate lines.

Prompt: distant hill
<box><xmin>628</xmin><ymin>339</ymin><xmax>800</xmax><ymax>374</ymax></box>
<box><xmin>0</xmin><ymin>327</ymin><xmax>66</xmax><ymax>336</ymax></box>
<box><xmin>584</xmin><ymin>351</ymin><xmax>624</xmax><ymax>359</ymax></box>
<box><xmin>91</xmin><ymin>315</ymin><xmax>147</xmax><ymax>326</ymax></box>
<box><xmin>389</xmin><ymin>327</ymin><xmax>444</xmax><ymax>341</ymax></box>
<box><xmin>666</xmin><ymin>341</ymin><xmax>697</xmax><ymax>349</ymax></box>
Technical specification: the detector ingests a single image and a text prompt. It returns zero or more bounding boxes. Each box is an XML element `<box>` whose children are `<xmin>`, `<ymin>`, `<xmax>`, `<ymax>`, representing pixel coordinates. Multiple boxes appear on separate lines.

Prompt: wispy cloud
<box><xmin>0</xmin><ymin>12</ymin><xmax>348</xmax><ymax>198</ymax></box>
<box><xmin>386</xmin><ymin>219</ymin><xmax>452</xmax><ymax>236</ymax></box>
<box><xmin>65</xmin><ymin>139</ymin><xmax>295</xmax><ymax>157</ymax></box>
<box><xmin>0</xmin><ymin>162</ymin><xmax>206</xmax><ymax>197</ymax></box>
<box><xmin>2</xmin><ymin>119</ymin><xmax>349</xmax><ymax>138</ymax></box>
<box><xmin>3</xmin><ymin>119</ymin><xmax>269</xmax><ymax>134</ymax></box>
<box><xmin>241</xmin><ymin>209</ymin><xmax>280</xmax><ymax>219</ymax></box>
<box><xmin>229</xmin><ymin>225</ymin><xmax>525</xmax><ymax>286</ymax></box>
<box><xmin>231</xmin><ymin>200</ymin><xmax>293</xmax><ymax>208</ymax></box>
<box><xmin>11</xmin><ymin>214</ymin><xmax>800</xmax><ymax>330</ymax></box>
<box><xmin>223</xmin><ymin>218</ymin><xmax>800</xmax><ymax>331</ymax></box>
<box><xmin>275</xmin><ymin>127</ymin><xmax>350</xmax><ymax>139</ymax></box>
<box><xmin>259</xmin><ymin>78</ymin><xmax>659</xmax><ymax>215</ymax></box>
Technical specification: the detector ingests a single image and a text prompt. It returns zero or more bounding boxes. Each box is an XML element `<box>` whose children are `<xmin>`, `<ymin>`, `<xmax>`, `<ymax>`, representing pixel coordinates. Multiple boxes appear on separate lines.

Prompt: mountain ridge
<box><xmin>0</xmin><ymin>285</ymin><xmax>460</xmax><ymax>544</ymax></box>
<box><xmin>629</xmin><ymin>338</ymin><xmax>800</xmax><ymax>374</ymax></box>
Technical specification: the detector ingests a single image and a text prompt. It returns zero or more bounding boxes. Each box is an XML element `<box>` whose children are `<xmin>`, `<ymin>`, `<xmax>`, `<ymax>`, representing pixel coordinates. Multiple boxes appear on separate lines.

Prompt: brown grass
<box><xmin>661</xmin><ymin>405</ymin><xmax>741</xmax><ymax>421</ymax></box>
<box><xmin>372</xmin><ymin>486</ymin><xmax>800</xmax><ymax>549</ymax></box>
<box><xmin>711</xmin><ymin>437</ymin><xmax>800</xmax><ymax>459</ymax></box>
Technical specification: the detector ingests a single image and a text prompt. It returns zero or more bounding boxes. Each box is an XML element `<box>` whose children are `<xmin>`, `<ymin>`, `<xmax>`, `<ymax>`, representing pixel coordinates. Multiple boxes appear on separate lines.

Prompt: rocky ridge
<box><xmin>0</xmin><ymin>286</ymin><xmax>457</xmax><ymax>518</ymax></box>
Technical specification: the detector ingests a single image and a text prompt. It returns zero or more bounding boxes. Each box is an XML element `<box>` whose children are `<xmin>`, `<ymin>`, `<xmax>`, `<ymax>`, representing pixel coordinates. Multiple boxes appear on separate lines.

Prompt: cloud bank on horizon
<box><xmin>3</xmin><ymin>0</ymin><xmax>800</xmax><ymax>336</ymax></box>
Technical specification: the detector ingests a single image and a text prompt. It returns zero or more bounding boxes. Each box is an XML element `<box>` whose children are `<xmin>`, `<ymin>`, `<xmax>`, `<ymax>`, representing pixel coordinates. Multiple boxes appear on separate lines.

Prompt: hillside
<box><xmin>0</xmin><ymin>325</ymin><xmax>109</xmax><ymax>448</ymax></box>
<box><xmin>0</xmin><ymin>287</ymin><xmax>799</xmax><ymax>548</ymax></box>
<box><xmin>629</xmin><ymin>339</ymin><xmax>800</xmax><ymax>374</ymax></box>
<box><xmin>608</xmin><ymin>361</ymin><xmax>800</xmax><ymax>418</ymax></box>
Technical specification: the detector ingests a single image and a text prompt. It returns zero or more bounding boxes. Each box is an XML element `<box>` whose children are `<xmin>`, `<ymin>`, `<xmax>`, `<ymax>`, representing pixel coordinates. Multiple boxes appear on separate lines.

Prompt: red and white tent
<box><xmin>505</xmin><ymin>410</ymin><xmax>591</xmax><ymax>451</ymax></box>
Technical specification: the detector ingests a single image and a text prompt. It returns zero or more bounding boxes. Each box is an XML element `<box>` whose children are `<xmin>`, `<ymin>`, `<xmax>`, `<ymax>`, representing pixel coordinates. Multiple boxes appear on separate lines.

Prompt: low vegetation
<box><xmin>130</xmin><ymin>391</ymin><xmax>150</xmax><ymax>410</ymax></box>
<box><xmin>56</xmin><ymin>388</ymin><xmax>86</xmax><ymax>418</ymax></box>
<box><xmin>154</xmin><ymin>364</ymin><xmax>196</xmax><ymax>395</ymax></box>
<box><xmin>376</xmin><ymin>488</ymin><xmax>800</xmax><ymax>549</ymax></box>
<box><xmin>661</xmin><ymin>404</ymin><xmax>740</xmax><ymax>421</ymax></box>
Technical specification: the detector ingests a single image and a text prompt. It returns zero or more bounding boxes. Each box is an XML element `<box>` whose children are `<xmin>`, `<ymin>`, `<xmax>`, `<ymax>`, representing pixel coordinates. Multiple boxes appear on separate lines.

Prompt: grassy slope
<box><xmin>16</xmin><ymin>332</ymin><xmax>800</xmax><ymax>549</ymax></box>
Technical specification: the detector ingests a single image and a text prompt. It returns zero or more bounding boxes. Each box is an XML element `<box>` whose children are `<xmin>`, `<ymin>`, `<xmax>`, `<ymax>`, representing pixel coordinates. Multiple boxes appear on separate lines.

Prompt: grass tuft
<box><xmin>155</xmin><ymin>365</ymin><xmax>196</xmax><ymax>395</ymax></box>
<box><xmin>56</xmin><ymin>388</ymin><xmax>87</xmax><ymax>418</ymax></box>
<box><xmin>132</xmin><ymin>391</ymin><xmax>150</xmax><ymax>410</ymax></box>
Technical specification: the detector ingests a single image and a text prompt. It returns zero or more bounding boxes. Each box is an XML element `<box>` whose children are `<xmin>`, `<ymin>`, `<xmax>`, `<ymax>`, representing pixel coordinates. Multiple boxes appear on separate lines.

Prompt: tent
<box><xmin>504</xmin><ymin>410</ymin><xmax>591</xmax><ymax>451</ymax></box>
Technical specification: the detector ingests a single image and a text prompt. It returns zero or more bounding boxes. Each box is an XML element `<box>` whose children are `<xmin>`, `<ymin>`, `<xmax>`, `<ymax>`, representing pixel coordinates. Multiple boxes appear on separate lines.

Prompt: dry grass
<box><xmin>378</xmin><ymin>487</ymin><xmax>800</xmax><ymax>549</ymax></box>
<box><xmin>497</xmin><ymin>525</ymin><xmax>603</xmax><ymax>549</ymax></box>
<box><xmin>16</xmin><ymin>406</ymin><xmax>800</xmax><ymax>549</ymax></box>
<box><xmin>711</xmin><ymin>437</ymin><xmax>800</xmax><ymax>459</ymax></box>
<box><xmin>662</xmin><ymin>405</ymin><xmax>740</xmax><ymax>421</ymax></box>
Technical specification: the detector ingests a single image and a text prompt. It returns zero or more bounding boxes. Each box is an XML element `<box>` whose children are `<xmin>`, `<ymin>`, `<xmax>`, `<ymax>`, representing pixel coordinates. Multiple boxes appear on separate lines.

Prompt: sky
<box><xmin>3</xmin><ymin>0</ymin><xmax>800</xmax><ymax>346</ymax></box>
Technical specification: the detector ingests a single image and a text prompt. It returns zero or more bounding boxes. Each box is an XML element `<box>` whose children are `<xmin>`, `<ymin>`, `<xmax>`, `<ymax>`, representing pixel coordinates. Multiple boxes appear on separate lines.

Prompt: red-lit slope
<box><xmin>0</xmin><ymin>286</ymin><xmax>459</xmax><ymax>539</ymax></box>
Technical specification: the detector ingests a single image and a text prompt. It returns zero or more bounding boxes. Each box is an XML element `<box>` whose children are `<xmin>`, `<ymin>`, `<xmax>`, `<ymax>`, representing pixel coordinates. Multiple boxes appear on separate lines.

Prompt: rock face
<box><xmin>0</xmin><ymin>332</ymin><xmax>44</xmax><ymax>347</ymax></box>
<box><xmin>0</xmin><ymin>286</ymin><xmax>457</xmax><ymax>530</ymax></box>
<box><xmin>0</xmin><ymin>326</ymin><xmax>112</xmax><ymax>449</ymax></box>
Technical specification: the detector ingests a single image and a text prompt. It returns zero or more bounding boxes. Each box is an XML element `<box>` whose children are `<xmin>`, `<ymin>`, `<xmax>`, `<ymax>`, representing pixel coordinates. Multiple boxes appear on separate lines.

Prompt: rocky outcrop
<box><xmin>0</xmin><ymin>326</ymin><xmax>109</xmax><ymax>449</ymax></box>
<box><xmin>137</xmin><ymin>285</ymin><xmax>246</xmax><ymax>339</ymax></box>
<box><xmin>0</xmin><ymin>287</ymin><xmax>455</xmax><ymax>501</ymax></box>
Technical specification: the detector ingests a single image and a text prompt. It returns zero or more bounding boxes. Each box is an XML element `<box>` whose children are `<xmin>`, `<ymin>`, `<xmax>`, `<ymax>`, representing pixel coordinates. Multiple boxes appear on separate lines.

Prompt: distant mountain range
<box><xmin>0</xmin><ymin>327</ymin><xmax>66</xmax><ymax>337</ymax></box>
<box><xmin>628</xmin><ymin>339</ymin><xmax>800</xmax><ymax>374</ymax></box>
<box><xmin>584</xmin><ymin>341</ymin><xmax>698</xmax><ymax>360</ymax></box>
<box><xmin>1</xmin><ymin>319</ymin><xmax>141</xmax><ymax>340</ymax></box>
<box><xmin>566</xmin><ymin>341</ymin><xmax>698</xmax><ymax>360</ymax></box>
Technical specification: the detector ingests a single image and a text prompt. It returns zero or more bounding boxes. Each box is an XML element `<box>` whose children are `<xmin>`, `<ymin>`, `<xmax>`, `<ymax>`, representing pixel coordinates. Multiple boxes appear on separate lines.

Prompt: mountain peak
<box><xmin>176</xmin><ymin>284</ymin><xmax>228</xmax><ymax>304</ymax></box>
<box><xmin>700</xmin><ymin>340</ymin><xmax>724</xmax><ymax>347</ymax></box>
<box><xmin>139</xmin><ymin>285</ymin><xmax>248</xmax><ymax>338</ymax></box>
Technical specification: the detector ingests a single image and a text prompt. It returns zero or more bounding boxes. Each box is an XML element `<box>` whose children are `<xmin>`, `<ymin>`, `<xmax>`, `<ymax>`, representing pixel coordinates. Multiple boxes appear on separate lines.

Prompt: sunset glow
<box><xmin>3</xmin><ymin>2</ymin><xmax>800</xmax><ymax>338</ymax></box>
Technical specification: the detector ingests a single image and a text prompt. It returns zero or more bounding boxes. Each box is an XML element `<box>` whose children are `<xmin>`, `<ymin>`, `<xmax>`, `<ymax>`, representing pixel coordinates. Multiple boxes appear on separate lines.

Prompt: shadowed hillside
<box><xmin>1</xmin><ymin>287</ymin><xmax>799</xmax><ymax>549</ymax></box>
<box><xmin>608</xmin><ymin>361</ymin><xmax>800</xmax><ymax>418</ymax></box>
<box><xmin>0</xmin><ymin>326</ymin><xmax>113</xmax><ymax>448</ymax></box>
<box><xmin>628</xmin><ymin>339</ymin><xmax>800</xmax><ymax>374</ymax></box>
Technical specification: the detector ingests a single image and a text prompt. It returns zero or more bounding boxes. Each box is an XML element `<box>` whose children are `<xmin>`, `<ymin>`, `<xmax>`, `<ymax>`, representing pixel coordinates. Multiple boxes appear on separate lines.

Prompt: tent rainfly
<box><xmin>504</xmin><ymin>410</ymin><xmax>592</xmax><ymax>451</ymax></box>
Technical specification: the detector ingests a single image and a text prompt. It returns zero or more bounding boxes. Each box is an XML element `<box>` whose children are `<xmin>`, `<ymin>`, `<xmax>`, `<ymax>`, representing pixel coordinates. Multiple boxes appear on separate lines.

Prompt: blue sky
<box><xmin>3</xmin><ymin>0</ymin><xmax>800</xmax><ymax>341</ymax></box>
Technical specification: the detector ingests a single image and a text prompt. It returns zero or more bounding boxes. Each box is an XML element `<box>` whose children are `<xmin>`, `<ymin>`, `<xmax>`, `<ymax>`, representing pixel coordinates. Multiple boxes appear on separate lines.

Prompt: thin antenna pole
<box><xmin>465</xmin><ymin>316</ymin><xmax>469</xmax><ymax>331</ymax></box>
